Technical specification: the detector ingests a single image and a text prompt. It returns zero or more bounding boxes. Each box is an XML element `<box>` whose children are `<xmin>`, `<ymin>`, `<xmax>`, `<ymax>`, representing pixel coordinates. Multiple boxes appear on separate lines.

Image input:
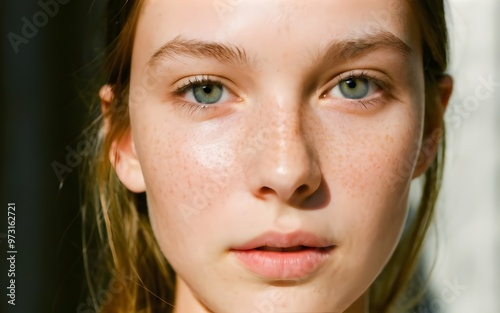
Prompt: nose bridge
<box><xmin>269</xmin><ymin>105</ymin><xmax>303</xmax><ymax>171</ymax></box>
<box><xmin>246</xmin><ymin>95</ymin><xmax>321</xmax><ymax>204</ymax></box>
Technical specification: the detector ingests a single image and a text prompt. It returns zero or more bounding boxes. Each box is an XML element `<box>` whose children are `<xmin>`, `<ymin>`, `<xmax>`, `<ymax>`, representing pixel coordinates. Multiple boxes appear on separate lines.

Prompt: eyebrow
<box><xmin>314</xmin><ymin>31</ymin><xmax>413</xmax><ymax>63</ymax></box>
<box><xmin>148</xmin><ymin>35</ymin><xmax>251</xmax><ymax>69</ymax></box>
<box><xmin>147</xmin><ymin>31</ymin><xmax>412</xmax><ymax>69</ymax></box>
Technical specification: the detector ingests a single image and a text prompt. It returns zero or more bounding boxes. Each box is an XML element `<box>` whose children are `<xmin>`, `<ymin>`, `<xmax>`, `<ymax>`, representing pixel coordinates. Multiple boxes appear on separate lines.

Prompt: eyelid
<box><xmin>173</xmin><ymin>75</ymin><xmax>225</xmax><ymax>95</ymax></box>
<box><xmin>335</xmin><ymin>70</ymin><xmax>388</xmax><ymax>92</ymax></box>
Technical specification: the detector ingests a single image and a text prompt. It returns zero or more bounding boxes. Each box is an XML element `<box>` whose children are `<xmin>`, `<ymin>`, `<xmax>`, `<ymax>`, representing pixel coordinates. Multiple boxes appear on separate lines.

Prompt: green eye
<box><xmin>338</xmin><ymin>78</ymin><xmax>370</xmax><ymax>99</ymax></box>
<box><xmin>193</xmin><ymin>84</ymin><xmax>224</xmax><ymax>104</ymax></box>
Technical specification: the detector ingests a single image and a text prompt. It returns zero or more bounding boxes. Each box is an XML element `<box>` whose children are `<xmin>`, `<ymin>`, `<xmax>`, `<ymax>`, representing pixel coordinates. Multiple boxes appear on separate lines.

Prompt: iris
<box><xmin>193</xmin><ymin>84</ymin><xmax>224</xmax><ymax>104</ymax></box>
<box><xmin>339</xmin><ymin>78</ymin><xmax>370</xmax><ymax>99</ymax></box>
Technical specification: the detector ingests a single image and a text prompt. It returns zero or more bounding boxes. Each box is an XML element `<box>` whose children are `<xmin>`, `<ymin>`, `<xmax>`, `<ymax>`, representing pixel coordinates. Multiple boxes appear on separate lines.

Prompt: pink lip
<box><xmin>230</xmin><ymin>231</ymin><xmax>335</xmax><ymax>280</ymax></box>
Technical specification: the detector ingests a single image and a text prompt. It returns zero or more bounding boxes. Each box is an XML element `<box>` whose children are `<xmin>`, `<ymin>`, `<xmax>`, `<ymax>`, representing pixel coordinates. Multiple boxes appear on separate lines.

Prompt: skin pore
<box><xmin>102</xmin><ymin>0</ymin><xmax>452</xmax><ymax>312</ymax></box>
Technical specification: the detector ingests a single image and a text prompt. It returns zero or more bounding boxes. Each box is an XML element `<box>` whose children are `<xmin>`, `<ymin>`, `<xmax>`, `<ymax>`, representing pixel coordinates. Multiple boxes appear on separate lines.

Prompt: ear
<box><xmin>413</xmin><ymin>75</ymin><xmax>453</xmax><ymax>178</ymax></box>
<box><xmin>100</xmin><ymin>85</ymin><xmax>146</xmax><ymax>193</ymax></box>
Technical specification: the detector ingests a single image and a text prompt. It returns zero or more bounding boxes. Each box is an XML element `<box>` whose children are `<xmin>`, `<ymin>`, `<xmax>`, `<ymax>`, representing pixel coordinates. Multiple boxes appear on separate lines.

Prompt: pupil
<box><xmin>202</xmin><ymin>85</ymin><xmax>213</xmax><ymax>94</ymax></box>
<box><xmin>346</xmin><ymin>79</ymin><xmax>357</xmax><ymax>89</ymax></box>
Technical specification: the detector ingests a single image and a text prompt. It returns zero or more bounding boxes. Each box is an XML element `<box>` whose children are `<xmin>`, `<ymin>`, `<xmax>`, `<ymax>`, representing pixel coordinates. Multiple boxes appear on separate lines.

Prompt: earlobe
<box><xmin>413</xmin><ymin>75</ymin><xmax>453</xmax><ymax>178</ymax></box>
<box><xmin>437</xmin><ymin>75</ymin><xmax>453</xmax><ymax>111</ymax></box>
<box><xmin>100</xmin><ymin>85</ymin><xmax>146</xmax><ymax>193</ymax></box>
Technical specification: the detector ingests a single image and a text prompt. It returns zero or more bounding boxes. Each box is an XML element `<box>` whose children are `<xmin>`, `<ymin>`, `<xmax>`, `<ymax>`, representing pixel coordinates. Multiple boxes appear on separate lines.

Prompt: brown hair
<box><xmin>82</xmin><ymin>1</ymin><xmax>450</xmax><ymax>312</ymax></box>
<box><xmin>83</xmin><ymin>1</ymin><xmax>175</xmax><ymax>312</ymax></box>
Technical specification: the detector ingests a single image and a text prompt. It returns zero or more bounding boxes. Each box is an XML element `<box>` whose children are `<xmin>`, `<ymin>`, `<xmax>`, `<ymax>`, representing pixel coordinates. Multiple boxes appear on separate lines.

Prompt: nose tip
<box><xmin>256</xmin><ymin>160</ymin><xmax>321</xmax><ymax>203</ymax></box>
<box><xmin>247</xmin><ymin>120</ymin><xmax>322</xmax><ymax>205</ymax></box>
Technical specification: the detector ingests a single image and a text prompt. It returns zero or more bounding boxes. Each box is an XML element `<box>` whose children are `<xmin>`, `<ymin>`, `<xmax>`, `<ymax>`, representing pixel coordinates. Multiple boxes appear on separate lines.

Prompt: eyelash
<box><xmin>171</xmin><ymin>72</ymin><xmax>389</xmax><ymax>115</ymax></box>
<box><xmin>173</xmin><ymin>76</ymin><xmax>225</xmax><ymax>96</ymax></box>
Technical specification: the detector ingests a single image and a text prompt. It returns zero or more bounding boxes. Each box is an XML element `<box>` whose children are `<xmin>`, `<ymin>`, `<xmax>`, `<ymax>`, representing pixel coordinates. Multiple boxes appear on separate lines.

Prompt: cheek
<box><xmin>336</xmin><ymin>125</ymin><xmax>420</xmax><ymax>196</ymax></box>
<box><xmin>315</xmin><ymin>107</ymin><xmax>422</xmax><ymax>264</ymax></box>
<box><xmin>134</xmin><ymin>120</ymin><xmax>244</xmax><ymax>264</ymax></box>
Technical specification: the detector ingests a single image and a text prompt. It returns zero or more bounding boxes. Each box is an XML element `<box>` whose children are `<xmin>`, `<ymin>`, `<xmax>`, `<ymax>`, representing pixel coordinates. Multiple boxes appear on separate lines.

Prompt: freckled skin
<box><xmin>125</xmin><ymin>0</ymin><xmax>426</xmax><ymax>312</ymax></box>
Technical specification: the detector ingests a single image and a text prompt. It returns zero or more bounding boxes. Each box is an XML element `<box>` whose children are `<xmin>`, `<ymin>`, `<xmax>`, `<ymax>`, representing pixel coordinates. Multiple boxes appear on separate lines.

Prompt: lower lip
<box><xmin>231</xmin><ymin>247</ymin><xmax>334</xmax><ymax>280</ymax></box>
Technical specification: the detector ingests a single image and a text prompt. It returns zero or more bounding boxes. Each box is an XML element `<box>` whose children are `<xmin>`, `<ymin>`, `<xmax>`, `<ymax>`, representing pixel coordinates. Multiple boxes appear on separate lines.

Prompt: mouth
<box><xmin>231</xmin><ymin>231</ymin><xmax>335</xmax><ymax>280</ymax></box>
<box><xmin>232</xmin><ymin>230</ymin><xmax>333</xmax><ymax>251</ymax></box>
<box><xmin>255</xmin><ymin>245</ymin><xmax>333</xmax><ymax>252</ymax></box>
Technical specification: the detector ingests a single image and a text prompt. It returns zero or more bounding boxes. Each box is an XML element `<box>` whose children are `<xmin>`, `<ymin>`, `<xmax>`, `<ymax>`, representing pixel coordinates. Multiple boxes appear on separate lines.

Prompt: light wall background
<box><xmin>425</xmin><ymin>0</ymin><xmax>500</xmax><ymax>312</ymax></box>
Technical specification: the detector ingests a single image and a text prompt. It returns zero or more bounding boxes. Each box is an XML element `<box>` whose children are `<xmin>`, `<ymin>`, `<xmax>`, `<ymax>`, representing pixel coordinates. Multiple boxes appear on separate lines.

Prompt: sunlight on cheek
<box><xmin>190</xmin><ymin>140</ymin><xmax>237</xmax><ymax>171</ymax></box>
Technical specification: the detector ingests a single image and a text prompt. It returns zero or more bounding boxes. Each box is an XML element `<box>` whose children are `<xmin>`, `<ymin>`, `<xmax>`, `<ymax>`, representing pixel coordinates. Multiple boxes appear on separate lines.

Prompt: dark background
<box><xmin>1</xmin><ymin>1</ymin><xmax>105</xmax><ymax>312</ymax></box>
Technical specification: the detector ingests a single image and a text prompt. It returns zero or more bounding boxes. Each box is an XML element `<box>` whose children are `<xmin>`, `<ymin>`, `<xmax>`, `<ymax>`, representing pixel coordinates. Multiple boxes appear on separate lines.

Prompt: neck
<box><xmin>345</xmin><ymin>292</ymin><xmax>369</xmax><ymax>313</ymax></box>
<box><xmin>173</xmin><ymin>277</ymin><xmax>212</xmax><ymax>313</ymax></box>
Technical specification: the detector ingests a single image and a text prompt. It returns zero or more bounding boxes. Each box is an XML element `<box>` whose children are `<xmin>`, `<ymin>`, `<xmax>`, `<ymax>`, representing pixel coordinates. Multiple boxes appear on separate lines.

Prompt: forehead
<box><xmin>133</xmin><ymin>0</ymin><xmax>419</xmax><ymax>68</ymax></box>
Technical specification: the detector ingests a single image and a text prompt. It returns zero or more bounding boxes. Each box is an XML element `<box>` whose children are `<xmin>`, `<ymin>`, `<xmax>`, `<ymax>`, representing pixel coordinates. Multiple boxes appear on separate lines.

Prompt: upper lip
<box><xmin>231</xmin><ymin>230</ymin><xmax>334</xmax><ymax>251</ymax></box>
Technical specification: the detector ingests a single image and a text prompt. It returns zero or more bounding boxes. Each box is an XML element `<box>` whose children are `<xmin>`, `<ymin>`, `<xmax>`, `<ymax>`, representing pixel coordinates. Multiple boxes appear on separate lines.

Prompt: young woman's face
<box><xmin>125</xmin><ymin>0</ymin><xmax>426</xmax><ymax>312</ymax></box>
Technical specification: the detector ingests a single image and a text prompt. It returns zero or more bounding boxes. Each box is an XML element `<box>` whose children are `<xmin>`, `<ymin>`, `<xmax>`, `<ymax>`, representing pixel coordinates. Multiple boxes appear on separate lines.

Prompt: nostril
<box><xmin>260</xmin><ymin>186</ymin><xmax>274</xmax><ymax>194</ymax></box>
<box><xmin>296</xmin><ymin>184</ymin><xmax>309</xmax><ymax>194</ymax></box>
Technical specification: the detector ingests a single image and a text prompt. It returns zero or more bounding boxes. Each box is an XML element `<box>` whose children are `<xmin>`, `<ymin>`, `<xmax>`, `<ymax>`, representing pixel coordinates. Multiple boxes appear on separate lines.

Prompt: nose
<box><xmin>245</xmin><ymin>106</ymin><xmax>322</xmax><ymax>206</ymax></box>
